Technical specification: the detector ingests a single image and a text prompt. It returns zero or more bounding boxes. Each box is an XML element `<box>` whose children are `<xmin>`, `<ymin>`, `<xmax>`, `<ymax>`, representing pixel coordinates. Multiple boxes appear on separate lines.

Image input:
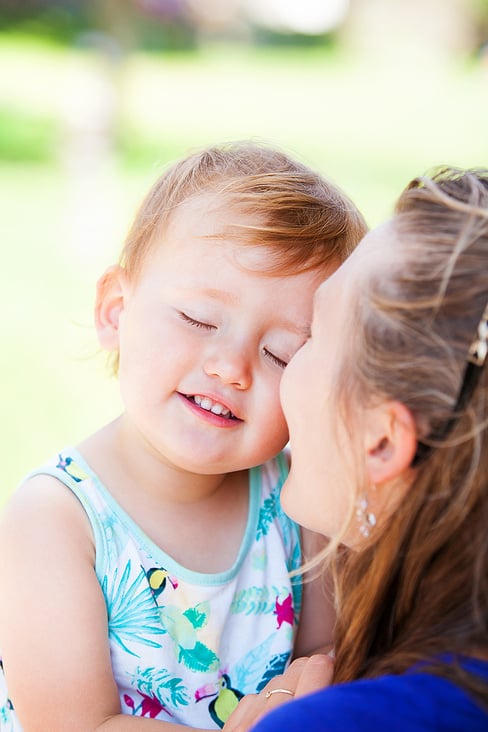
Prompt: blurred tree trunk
<box><xmin>59</xmin><ymin>0</ymin><xmax>133</xmax><ymax>266</ymax></box>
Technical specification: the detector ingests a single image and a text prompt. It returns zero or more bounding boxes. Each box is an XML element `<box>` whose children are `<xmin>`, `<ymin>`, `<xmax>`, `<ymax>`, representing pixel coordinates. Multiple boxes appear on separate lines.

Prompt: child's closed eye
<box><xmin>263</xmin><ymin>347</ymin><xmax>288</xmax><ymax>369</ymax></box>
<box><xmin>179</xmin><ymin>311</ymin><xmax>216</xmax><ymax>331</ymax></box>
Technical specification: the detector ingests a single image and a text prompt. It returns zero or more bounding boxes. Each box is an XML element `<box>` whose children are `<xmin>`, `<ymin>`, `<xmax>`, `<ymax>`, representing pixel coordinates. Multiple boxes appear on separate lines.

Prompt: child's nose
<box><xmin>203</xmin><ymin>346</ymin><xmax>252</xmax><ymax>389</ymax></box>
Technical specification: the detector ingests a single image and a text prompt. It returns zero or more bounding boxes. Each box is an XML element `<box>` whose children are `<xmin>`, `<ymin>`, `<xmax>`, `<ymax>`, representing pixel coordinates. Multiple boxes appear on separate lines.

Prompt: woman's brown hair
<box><xmin>331</xmin><ymin>168</ymin><xmax>488</xmax><ymax>705</ymax></box>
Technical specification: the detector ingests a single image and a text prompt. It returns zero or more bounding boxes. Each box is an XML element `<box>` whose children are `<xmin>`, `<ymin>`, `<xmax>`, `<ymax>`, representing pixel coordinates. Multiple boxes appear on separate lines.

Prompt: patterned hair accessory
<box><xmin>468</xmin><ymin>302</ymin><xmax>488</xmax><ymax>367</ymax></box>
<box><xmin>413</xmin><ymin>301</ymin><xmax>488</xmax><ymax>465</ymax></box>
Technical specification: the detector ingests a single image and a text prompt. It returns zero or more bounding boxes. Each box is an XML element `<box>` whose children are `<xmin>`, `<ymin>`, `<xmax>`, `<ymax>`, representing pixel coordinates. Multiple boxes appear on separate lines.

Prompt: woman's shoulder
<box><xmin>253</xmin><ymin>662</ymin><xmax>488</xmax><ymax>732</ymax></box>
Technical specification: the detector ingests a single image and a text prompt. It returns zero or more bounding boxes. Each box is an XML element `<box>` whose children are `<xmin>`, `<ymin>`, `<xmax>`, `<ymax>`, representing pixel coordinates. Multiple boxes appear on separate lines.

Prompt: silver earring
<box><xmin>356</xmin><ymin>495</ymin><xmax>377</xmax><ymax>537</ymax></box>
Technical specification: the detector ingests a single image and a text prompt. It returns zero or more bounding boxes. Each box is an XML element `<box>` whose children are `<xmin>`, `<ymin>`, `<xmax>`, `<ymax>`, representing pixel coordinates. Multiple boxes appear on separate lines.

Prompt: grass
<box><xmin>1</xmin><ymin>37</ymin><xmax>487</xmax><ymax>504</ymax></box>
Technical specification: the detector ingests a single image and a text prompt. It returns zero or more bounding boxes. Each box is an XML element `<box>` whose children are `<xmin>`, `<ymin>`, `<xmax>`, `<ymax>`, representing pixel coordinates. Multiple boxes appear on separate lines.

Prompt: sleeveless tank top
<box><xmin>0</xmin><ymin>448</ymin><xmax>302</xmax><ymax>730</ymax></box>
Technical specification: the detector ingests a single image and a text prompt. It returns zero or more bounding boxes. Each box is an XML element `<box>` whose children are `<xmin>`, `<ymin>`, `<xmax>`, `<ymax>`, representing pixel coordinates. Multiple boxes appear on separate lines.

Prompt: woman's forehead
<box><xmin>314</xmin><ymin>220</ymin><xmax>397</xmax><ymax>312</ymax></box>
<box><xmin>354</xmin><ymin>219</ymin><xmax>397</xmax><ymax>260</ymax></box>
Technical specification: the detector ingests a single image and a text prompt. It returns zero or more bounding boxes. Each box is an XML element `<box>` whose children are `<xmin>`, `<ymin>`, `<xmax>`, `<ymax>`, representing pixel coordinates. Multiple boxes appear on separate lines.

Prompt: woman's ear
<box><xmin>364</xmin><ymin>401</ymin><xmax>417</xmax><ymax>485</ymax></box>
<box><xmin>95</xmin><ymin>265</ymin><xmax>127</xmax><ymax>351</ymax></box>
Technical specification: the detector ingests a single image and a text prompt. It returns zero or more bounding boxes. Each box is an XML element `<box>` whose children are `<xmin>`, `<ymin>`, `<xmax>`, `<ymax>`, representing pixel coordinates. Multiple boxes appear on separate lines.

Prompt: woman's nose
<box><xmin>203</xmin><ymin>346</ymin><xmax>253</xmax><ymax>389</ymax></box>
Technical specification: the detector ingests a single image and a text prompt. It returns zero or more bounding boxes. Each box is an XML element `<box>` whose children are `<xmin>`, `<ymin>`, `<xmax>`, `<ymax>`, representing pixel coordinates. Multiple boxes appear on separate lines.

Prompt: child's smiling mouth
<box><xmin>183</xmin><ymin>393</ymin><xmax>240</xmax><ymax>420</ymax></box>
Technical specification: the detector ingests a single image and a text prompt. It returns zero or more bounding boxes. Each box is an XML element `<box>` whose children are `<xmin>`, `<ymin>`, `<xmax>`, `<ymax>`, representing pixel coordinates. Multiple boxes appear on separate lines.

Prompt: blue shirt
<box><xmin>252</xmin><ymin>660</ymin><xmax>488</xmax><ymax>732</ymax></box>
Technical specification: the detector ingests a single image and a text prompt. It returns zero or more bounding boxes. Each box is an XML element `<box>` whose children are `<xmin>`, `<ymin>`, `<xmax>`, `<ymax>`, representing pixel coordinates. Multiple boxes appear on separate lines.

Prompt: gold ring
<box><xmin>265</xmin><ymin>688</ymin><xmax>295</xmax><ymax>699</ymax></box>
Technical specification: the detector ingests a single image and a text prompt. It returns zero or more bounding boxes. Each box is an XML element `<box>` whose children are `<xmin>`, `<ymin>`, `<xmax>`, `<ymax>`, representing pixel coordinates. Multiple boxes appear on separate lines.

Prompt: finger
<box><xmin>266</xmin><ymin>656</ymin><xmax>308</xmax><ymax>692</ymax></box>
<box><xmin>294</xmin><ymin>654</ymin><xmax>334</xmax><ymax>698</ymax></box>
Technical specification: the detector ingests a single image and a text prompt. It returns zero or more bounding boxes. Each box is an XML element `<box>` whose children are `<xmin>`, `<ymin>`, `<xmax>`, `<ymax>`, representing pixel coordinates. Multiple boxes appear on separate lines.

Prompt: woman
<box><xmin>225</xmin><ymin>167</ymin><xmax>488</xmax><ymax>731</ymax></box>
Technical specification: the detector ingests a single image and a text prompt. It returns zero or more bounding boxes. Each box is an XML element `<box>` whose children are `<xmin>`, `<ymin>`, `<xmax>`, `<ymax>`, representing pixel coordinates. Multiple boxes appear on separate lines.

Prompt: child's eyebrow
<box><xmin>189</xmin><ymin>287</ymin><xmax>239</xmax><ymax>305</ymax></box>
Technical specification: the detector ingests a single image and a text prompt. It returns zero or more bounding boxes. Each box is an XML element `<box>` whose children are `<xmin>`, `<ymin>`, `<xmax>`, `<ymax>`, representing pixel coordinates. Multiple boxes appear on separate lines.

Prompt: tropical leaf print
<box><xmin>99</xmin><ymin>507</ymin><xmax>128</xmax><ymax>563</ymax></box>
<box><xmin>287</xmin><ymin>540</ymin><xmax>302</xmax><ymax>573</ymax></box>
<box><xmin>178</xmin><ymin>642</ymin><xmax>219</xmax><ymax>672</ymax></box>
<box><xmin>251</xmin><ymin>548</ymin><xmax>266</xmax><ymax>570</ymax></box>
<box><xmin>159</xmin><ymin>604</ymin><xmax>196</xmax><ymax>647</ymax></box>
<box><xmin>183</xmin><ymin>602</ymin><xmax>209</xmax><ymax>630</ymax></box>
<box><xmin>233</xmin><ymin>633</ymin><xmax>276</xmax><ymax>691</ymax></box>
<box><xmin>130</xmin><ymin>665</ymin><xmax>190</xmax><ymax>709</ymax></box>
<box><xmin>230</xmin><ymin>585</ymin><xmax>288</xmax><ymax>616</ymax></box>
<box><xmin>255</xmin><ymin>494</ymin><xmax>278</xmax><ymax>540</ymax></box>
<box><xmin>256</xmin><ymin>652</ymin><xmax>290</xmax><ymax>693</ymax></box>
<box><xmin>159</xmin><ymin>604</ymin><xmax>219</xmax><ymax>672</ymax></box>
<box><xmin>102</xmin><ymin>561</ymin><xmax>165</xmax><ymax>656</ymax></box>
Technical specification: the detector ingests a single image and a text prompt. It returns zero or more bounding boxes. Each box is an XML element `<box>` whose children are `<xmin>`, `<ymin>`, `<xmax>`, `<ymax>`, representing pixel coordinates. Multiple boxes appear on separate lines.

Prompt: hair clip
<box><xmin>412</xmin><ymin>300</ymin><xmax>488</xmax><ymax>466</ymax></box>
<box><xmin>467</xmin><ymin>303</ymin><xmax>488</xmax><ymax>367</ymax></box>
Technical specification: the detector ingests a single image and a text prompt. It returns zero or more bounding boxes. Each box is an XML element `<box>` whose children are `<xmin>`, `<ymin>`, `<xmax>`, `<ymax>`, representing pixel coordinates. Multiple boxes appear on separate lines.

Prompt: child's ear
<box><xmin>95</xmin><ymin>265</ymin><xmax>127</xmax><ymax>351</ymax></box>
<box><xmin>364</xmin><ymin>401</ymin><xmax>417</xmax><ymax>486</ymax></box>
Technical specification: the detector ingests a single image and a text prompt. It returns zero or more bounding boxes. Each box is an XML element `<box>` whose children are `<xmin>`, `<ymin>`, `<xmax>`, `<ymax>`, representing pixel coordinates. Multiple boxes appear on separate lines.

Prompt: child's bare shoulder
<box><xmin>0</xmin><ymin>472</ymin><xmax>94</xmax><ymax>561</ymax></box>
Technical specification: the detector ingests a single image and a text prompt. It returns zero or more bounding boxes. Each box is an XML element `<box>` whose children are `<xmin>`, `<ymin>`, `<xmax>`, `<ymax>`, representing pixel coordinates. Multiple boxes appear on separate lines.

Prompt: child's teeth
<box><xmin>193</xmin><ymin>395</ymin><xmax>231</xmax><ymax>418</ymax></box>
<box><xmin>211</xmin><ymin>404</ymin><xmax>231</xmax><ymax>417</ymax></box>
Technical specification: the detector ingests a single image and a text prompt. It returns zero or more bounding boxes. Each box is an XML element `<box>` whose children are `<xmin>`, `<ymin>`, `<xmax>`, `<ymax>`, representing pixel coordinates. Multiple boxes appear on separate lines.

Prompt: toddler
<box><xmin>0</xmin><ymin>141</ymin><xmax>366</xmax><ymax>731</ymax></box>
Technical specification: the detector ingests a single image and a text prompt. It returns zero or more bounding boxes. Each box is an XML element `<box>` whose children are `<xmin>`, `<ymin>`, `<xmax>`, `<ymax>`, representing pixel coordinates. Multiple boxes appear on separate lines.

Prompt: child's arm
<box><xmin>292</xmin><ymin>528</ymin><xmax>335</xmax><ymax>658</ymax></box>
<box><xmin>0</xmin><ymin>475</ymin><xmax>207</xmax><ymax>732</ymax></box>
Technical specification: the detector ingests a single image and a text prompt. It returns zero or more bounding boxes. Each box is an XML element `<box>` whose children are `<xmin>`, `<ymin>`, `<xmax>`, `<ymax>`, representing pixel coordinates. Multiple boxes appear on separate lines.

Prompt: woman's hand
<box><xmin>223</xmin><ymin>654</ymin><xmax>334</xmax><ymax>732</ymax></box>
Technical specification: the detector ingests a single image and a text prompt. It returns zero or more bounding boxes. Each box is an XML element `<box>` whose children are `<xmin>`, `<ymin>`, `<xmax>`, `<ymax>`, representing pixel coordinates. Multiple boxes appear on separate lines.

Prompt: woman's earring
<box><xmin>355</xmin><ymin>494</ymin><xmax>377</xmax><ymax>537</ymax></box>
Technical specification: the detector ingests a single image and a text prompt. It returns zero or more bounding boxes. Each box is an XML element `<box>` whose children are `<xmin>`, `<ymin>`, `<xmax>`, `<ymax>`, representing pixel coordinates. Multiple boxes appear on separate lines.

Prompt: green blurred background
<box><xmin>1</xmin><ymin>0</ymin><xmax>487</xmax><ymax>505</ymax></box>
